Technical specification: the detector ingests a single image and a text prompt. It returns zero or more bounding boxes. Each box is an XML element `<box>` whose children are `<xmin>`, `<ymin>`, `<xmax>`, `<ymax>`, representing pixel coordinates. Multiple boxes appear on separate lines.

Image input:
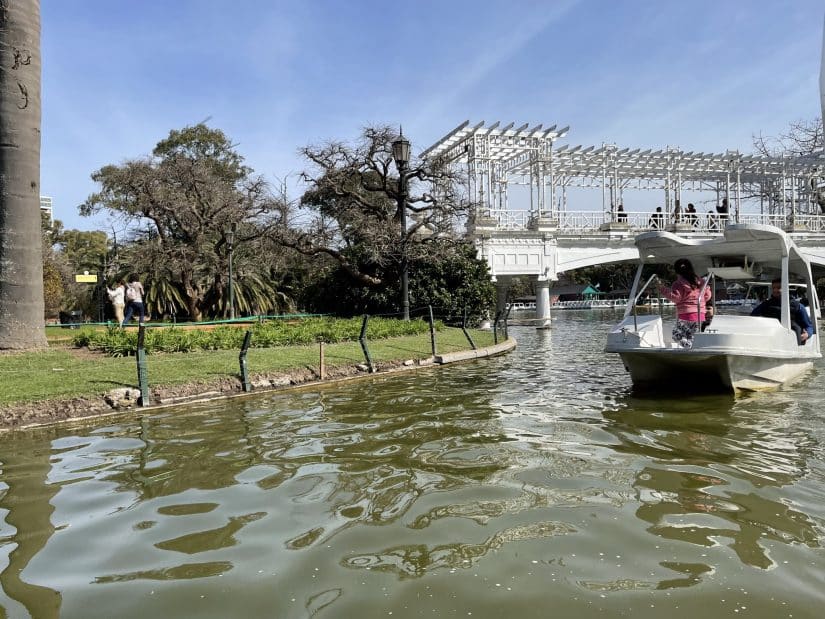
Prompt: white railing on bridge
<box><xmin>482</xmin><ymin>210</ymin><xmax>825</xmax><ymax>234</ymax></box>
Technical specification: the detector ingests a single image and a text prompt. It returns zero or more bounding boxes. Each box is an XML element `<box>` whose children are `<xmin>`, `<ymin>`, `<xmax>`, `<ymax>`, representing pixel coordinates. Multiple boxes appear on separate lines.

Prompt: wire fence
<box><xmin>3</xmin><ymin>307</ymin><xmax>506</xmax><ymax>409</ymax></box>
<box><xmin>46</xmin><ymin>312</ymin><xmax>326</xmax><ymax>331</ymax></box>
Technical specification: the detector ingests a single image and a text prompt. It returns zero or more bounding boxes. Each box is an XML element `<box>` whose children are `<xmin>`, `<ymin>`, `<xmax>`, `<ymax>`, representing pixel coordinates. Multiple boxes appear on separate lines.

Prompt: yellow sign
<box><xmin>75</xmin><ymin>273</ymin><xmax>98</xmax><ymax>283</ymax></box>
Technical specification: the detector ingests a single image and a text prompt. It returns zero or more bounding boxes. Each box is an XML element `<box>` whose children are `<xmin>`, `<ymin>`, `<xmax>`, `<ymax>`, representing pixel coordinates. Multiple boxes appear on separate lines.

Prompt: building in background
<box><xmin>40</xmin><ymin>196</ymin><xmax>53</xmax><ymax>223</ymax></box>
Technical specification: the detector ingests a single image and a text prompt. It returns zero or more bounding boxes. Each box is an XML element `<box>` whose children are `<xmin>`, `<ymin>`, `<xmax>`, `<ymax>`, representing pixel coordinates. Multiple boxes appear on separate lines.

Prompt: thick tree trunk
<box><xmin>0</xmin><ymin>0</ymin><xmax>47</xmax><ymax>349</ymax></box>
<box><xmin>180</xmin><ymin>271</ymin><xmax>203</xmax><ymax>321</ymax></box>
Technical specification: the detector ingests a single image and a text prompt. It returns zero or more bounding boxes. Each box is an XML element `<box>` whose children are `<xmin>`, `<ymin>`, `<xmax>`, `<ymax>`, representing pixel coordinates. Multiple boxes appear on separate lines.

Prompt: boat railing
<box><xmin>696</xmin><ymin>274</ymin><xmax>713</xmax><ymax>332</ymax></box>
<box><xmin>632</xmin><ymin>274</ymin><xmax>659</xmax><ymax>331</ymax></box>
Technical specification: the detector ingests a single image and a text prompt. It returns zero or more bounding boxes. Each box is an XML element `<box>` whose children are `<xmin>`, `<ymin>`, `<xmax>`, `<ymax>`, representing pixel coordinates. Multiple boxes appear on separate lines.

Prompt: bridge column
<box><xmin>533</xmin><ymin>277</ymin><xmax>552</xmax><ymax>330</ymax></box>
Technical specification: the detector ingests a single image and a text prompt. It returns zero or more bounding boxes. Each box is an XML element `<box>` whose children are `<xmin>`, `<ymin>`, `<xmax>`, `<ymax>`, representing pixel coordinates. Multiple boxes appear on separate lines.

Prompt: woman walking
<box><xmin>106</xmin><ymin>279</ymin><xmax>126</xmax><ymax>325</ymax></box>
<box><xmin>122</xmin><ymin>274</ymin><xmax>146</xmax><ymax>326</ymax></box>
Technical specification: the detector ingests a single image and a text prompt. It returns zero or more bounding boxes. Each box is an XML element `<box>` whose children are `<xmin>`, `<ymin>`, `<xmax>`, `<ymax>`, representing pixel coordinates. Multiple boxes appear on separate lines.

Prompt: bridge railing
<box><xmin>481</xmin><ymin>210</ymin><xmax>825</xmax><ymax>234</ymax></box>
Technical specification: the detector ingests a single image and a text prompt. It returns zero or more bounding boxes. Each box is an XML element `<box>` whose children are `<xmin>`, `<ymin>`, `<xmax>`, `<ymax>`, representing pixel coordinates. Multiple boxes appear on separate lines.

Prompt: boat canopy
<box><xmin>634</xmin><ymin>224</ymin><xmax>810</xmax><ymax>278</ymax></box>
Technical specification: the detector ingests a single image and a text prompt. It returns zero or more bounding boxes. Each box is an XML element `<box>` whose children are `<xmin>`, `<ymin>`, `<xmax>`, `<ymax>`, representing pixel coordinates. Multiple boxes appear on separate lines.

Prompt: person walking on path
<box><xmin>106</xmin><ymin>279</ymin><xmax>126</xmax><ymax>325</ymax></box>
<box><xmin>122</xmin><ymin>274</ymin><xmax>146</xmax><ymax>326</ymax></box>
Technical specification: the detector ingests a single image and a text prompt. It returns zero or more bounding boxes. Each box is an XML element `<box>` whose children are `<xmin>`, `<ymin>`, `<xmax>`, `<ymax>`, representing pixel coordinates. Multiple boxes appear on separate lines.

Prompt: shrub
<box><xmin>71</xmin><ymin>316</ymin><xmax>439</xmax><ymax>356</ymax></box>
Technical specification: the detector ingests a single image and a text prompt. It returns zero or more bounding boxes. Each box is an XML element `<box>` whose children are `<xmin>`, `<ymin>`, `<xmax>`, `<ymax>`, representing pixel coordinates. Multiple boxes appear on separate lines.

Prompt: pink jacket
<box><xmin>660</xmin><ymin>276</ymin><xmax>711</xmax><ymax>320</ymax></box>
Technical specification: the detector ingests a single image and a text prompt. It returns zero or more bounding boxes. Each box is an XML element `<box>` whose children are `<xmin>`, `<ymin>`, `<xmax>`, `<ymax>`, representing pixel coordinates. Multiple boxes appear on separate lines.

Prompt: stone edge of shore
<box><xmin>0</xmin><ymin>337</ymin><xmax>517</xmax><ymax>432</ymax></box>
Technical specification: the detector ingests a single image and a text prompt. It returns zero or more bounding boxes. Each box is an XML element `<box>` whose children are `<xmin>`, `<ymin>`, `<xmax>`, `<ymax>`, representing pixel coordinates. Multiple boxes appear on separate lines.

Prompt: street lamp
<box><xmin>226</xmin><ymin>223</ymin><xmax>236</xmax><ymax>320</ymax></box>
<box><xmin>392</xmin><ymin>130</ymin><xmax>411</xmax><ymax>320</ymax></box>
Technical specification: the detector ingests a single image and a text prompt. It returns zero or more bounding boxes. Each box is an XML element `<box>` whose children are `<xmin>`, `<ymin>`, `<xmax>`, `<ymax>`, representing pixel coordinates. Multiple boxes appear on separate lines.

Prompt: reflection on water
<box><xmin>1</xmin><ymin>314</ymin><xmax>825</xmax><ymax>618</ymax></box>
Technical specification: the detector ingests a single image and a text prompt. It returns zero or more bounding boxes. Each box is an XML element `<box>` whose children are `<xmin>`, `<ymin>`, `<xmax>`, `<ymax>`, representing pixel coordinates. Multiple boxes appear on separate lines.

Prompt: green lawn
<box><xmin>1</xmin><ymin>328</ymin><xmax>497</xmax><ymax>406</ymax></box>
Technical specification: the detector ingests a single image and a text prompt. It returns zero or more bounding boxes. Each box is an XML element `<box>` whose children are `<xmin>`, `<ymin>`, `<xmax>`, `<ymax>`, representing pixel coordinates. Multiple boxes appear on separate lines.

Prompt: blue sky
<box><xmin>42</xmin><ymin>0</ymin><xmax>825</xmax><ymax>232</ymax></box>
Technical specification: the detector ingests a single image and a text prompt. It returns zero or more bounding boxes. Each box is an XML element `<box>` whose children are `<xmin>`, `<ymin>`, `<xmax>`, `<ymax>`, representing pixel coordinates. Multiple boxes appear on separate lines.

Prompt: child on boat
<box><xmin>659</xmin><ymin>258</ymin><xmax>712</xmax><ymax>348</ymax></box>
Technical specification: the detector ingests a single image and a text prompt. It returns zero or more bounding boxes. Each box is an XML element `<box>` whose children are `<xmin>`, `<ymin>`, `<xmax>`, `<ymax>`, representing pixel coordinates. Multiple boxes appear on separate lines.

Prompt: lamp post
<box><xmin>226</xmin><ymin>224</ymin><xmax>236</xmax><ymax>319</ymax></box>
<box><xmin>392</xmin><ymin>131</ymin><xmax>411</xmax><ymax>320</ymax></box>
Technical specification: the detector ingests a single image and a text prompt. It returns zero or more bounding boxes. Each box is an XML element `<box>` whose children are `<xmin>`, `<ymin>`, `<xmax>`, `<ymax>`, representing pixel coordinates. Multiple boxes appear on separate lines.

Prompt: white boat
<box><xmin>551</xmin><ymin>298</ymin><xmax>628</xmax><ymax>310</ymax></box>
<box><xmin>605</xmin><ymin>224</ymin><xmax>822</xmax><ymax>393</ymax></box>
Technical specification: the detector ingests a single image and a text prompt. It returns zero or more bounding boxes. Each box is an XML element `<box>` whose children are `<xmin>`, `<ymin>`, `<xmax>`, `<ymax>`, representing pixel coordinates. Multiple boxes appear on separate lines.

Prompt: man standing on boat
<box><xmin>750</xmin><ymin>279</ymin><xmax>814</xmax><ymax>344</ymax></box>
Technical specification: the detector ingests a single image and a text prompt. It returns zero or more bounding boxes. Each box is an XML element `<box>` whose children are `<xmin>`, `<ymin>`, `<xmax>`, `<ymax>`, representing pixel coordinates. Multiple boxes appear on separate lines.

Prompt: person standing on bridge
<box><xmin>685</xmin><ymin>203</ymin><xmax>698</xmax><ymax>227</ymax></box>
<box><xmin>649</xmin><ymin>207</ymin><xmax>664</xmax><ymax>229</ymax></box>
<box><xmin>716</xmin><ymin>197</ymin><xmax>729</xmax><ymax>223</ymax></box>
<box><xmin>658</xmin><ymin>258</ymin><xmax>711</xmax><ymax>348</ymax></box>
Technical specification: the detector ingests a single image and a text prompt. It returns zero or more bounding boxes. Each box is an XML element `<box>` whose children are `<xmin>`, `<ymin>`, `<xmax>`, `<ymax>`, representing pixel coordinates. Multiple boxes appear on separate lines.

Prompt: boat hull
<box><xmin>616</xmin><ymin>349</ymin><xmax>814</xmax><ymax>392</ymax></box>
<box><xmin>605</xmin><ymin>314</ymin><xmax>820</xmax><ymax>393</ymax></box>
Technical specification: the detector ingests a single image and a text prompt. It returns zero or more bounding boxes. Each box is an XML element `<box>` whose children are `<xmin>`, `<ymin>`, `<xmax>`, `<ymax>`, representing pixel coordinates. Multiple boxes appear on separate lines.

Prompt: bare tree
<box><xmin>753</xmin><ymin>117</ymin><xmax>824</xmax><ymax>158</ymax></box>
<box><xmin>0</xmin><ymin>0</ymin><xmax>47</xmax><ymax>349</ymax></box>
<box><xmin>277</xmin><ymin>125</ymin><xmax>469</xmax><ymax>288</ymax></box>
<box><xmin>753</xmin><ymin>117</ymin><xmax>825</xmax><ymax>213</ymax></box>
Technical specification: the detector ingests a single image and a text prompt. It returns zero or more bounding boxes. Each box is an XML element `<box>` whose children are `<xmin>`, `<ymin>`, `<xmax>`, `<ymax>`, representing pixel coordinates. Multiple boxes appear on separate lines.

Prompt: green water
<box><xmin>1</xmin><ymin>313</ymin><xmax>824</xmax><ymax>618</ymax></box>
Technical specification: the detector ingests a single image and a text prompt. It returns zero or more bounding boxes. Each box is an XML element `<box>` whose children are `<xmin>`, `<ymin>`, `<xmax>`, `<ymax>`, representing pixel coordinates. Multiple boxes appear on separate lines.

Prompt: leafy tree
<box><xmin>40</xmin><ymin>215</ymin><xmax>111</xmax><ymax>320</ymax></box>
<box><xmin>60</xmin><ymin>229</ymin><xmax>108</xmax><ymax>273</ymax></box>
<box><xmin>81</xmin><ymin>124</ymin><xmax>283</xmax><ymax>320</ymax></box>
<box><xmin>41</xmin><ymin>214</ymin><xmax>65</xmax><ymax>319</ymax></box>
<box><xmin>408</xmin><ymin>241</ymin><xmax>495</xmax><ymax>323</ymax></box>
<box><xmin>42</xmin><ymin>258</ymin><xmax>63</xmax><ymax>319</ymax></box>
<box><xmin>567</xmin><ymin>263</ymin><xmax>639</xmax><ymax>292</ymax></box>
<box><xmin>0</xmin><ymin>0</ymin><xmax>47</xmax><ymax>349</ymax></box>
<box><xmin>301</xmin><ymin>240</ymin><xmax>494</xmax><ymax>322</ymax></box>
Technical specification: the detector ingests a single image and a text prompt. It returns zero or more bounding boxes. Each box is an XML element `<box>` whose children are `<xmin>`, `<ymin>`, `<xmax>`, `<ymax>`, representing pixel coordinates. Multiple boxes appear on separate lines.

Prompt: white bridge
<box><xmin>422</xmin><ymin>120</ymin><xmax>825</xmax><ymax>326</ymax></box>
<box><xmin>471</xmin><ymin>209</ymin><xmax>825</xmax><ymax>324</ymax></box>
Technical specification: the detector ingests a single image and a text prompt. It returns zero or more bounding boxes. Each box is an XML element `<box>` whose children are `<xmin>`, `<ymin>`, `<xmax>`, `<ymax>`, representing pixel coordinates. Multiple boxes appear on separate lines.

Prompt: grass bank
<box><xmin>0</xmin><ymin>327</ymin><xmax>498</xmax><ymax>409</ymax></box>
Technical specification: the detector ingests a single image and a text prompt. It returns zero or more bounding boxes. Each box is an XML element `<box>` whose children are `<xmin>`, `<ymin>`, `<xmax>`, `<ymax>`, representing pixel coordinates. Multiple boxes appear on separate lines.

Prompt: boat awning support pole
<box><xmin>736</xmin><ymin>164</ymin><xmax>742</xmax><ymax>222</ymax></box>
<box><xmin>726</xmin><ymin>170</ymin><xmax>731</xmax><ymax>218</ymax></box>
<box><xmin>549</xmin><ymin>143</ymin><xmax>556</xmax><ymax>217</ymax></box>
<box><xmin>781</xmin><ymin>255</ymin><xmax>791</xmax><ymax>329</ymax></box>
<box><xmin>624</xmin><ymin>262</ymin><xmax>646</xmax><ymax>321</ymax></box>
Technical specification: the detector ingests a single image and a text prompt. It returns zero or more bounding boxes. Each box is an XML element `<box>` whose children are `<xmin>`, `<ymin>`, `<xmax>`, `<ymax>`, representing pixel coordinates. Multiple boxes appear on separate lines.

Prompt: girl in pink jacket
<box><xmin>659</xmin><ymin>258</ymin><xmax>711</xmax><ymax>348</ymax></box>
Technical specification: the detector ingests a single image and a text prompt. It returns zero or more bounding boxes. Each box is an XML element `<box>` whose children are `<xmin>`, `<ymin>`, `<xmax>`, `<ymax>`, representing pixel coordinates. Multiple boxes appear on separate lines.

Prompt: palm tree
<box><xmin>0</xmin><ymin>0</ymin><xmax>47</xmax><ymax>349</ymax></box>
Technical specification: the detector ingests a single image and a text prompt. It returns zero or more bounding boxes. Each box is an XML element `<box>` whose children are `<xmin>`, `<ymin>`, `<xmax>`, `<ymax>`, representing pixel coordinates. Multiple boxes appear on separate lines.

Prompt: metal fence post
<box><xmin>319</xmin><ymin>341</ymin><xmax>326</xmax><ymax>380</ymax></box>
<box><xmin>461</xmin><ymin>305</ymin><xmax>477</xmax><ymax>350</ymax></box>
<box><xmin>239</xmin><ymin>330</ymin><xmax>252</xmax><ymax>392</ymax></box>
<box><xmin>428</xmin><ymin>305</ymin><xmax>437</xmax><ymax>357</ymax></box>
<box><xmin>136</xmin><ymin>325</ymin><xmax>150</xmax><ymax>406</ymax></box>
<box><xmin>359</xmin><ymin>314</ymin><xmax>375</xmax><ymax>372</ymax></box>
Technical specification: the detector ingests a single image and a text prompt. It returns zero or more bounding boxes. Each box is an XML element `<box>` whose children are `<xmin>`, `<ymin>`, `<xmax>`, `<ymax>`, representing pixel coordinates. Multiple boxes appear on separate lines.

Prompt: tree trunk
<box><xmin>0</xmin><ymin>0</ymin><xmax>47</xmax><ymax>349</ymax></box>
<box><xmin>180</xmin><ymin>271</ymin><xmax>203</xmax><ymax>321</ymax></box>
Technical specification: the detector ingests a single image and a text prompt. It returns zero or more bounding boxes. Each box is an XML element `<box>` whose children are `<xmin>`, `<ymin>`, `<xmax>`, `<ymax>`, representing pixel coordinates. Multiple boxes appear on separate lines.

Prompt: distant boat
<box><xmin>552</xmin><ymin>299</ymin><xmax>629</xmax><ymax>310</ymax></box>
<box><xmin>506</xmin><ymin>301</ymin><xmax>536</xmax><ymax>311</ymax></box>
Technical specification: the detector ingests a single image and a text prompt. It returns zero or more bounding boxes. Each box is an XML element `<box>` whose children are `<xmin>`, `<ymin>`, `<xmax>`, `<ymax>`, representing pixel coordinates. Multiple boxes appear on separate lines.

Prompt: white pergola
<box><xmin>422</xmin><ymin>120</ymin><xmax>825</xmax><ymax>222</ymax></box>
